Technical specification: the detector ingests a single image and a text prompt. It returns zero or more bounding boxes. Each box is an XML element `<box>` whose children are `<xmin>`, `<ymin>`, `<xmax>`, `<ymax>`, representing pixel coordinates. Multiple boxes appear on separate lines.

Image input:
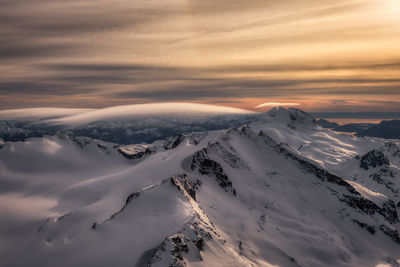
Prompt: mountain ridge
<box><xmin>1</xmin><ymin>107</ymin><xmax>400</xmax><ymax>266</ymax></box>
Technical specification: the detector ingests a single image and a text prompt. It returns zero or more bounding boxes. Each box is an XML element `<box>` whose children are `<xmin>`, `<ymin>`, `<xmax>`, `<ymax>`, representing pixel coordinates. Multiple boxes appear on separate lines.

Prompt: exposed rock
<box><xmin>73</xmin><ymin>137</ymin><xmax>91</xmax><ymax>148</ymax></box>
<box><xmin>342</xmin><ymin>195</ymin><xmax>398</xmax><ymax>224</ymax></box>
<box><xmin>117</xmin><ymin>144</ymin><xmax>153</xmax><ymax>160</ymax></box>
<box><xmin>96</xmin><ymin>143</ymin><xmax>107</xmax><ymax>150</ymax></box>
<box><xmin>170</xmin><ymin>174</ymin><xmax>201</xmax><ymax>201</ymax></box>
<box><xmin>256</xmin><ymin>130</ymin><xmax>399</xmax><ymax>225</ymax></box>
<box><xmin>148</xmin><ymin>214</ymin><xmax>216</xmax><ymax>267</ymax></box>
<box><xmin>360</xmin><ymin>150</ymin><xmax>389</xmax><ymax>170</ymax></box>
<box><xmin>370</xmin><ymin>167</ymin><xmax>398</xmax><ymax>194</ymax></box>
<box><xmin>164</xmin><ymin>134</ymin><xmax>185</xmax><ymax>150</ymax></box>
<box><xmin>107</xmin><ymin>192</ymin><xmax>141</xmax><ymax>221</ymax></box>
<box><xmin>351</xmin><ymin>219</ymin><xmax>376</xmax><ymax>234</ymax></box>
<box><xmin>191</xmin><ymin>149</ymin><xmax>235</xmax><ymax>195</ymax></box>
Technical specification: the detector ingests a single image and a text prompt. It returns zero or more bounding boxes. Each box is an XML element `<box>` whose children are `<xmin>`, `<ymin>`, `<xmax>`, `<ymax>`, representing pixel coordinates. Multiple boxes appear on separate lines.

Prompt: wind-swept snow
<box><xmin>0</xmin><ymin>107</ymin><xmax>399</xmax><ymax>267</ymax></box>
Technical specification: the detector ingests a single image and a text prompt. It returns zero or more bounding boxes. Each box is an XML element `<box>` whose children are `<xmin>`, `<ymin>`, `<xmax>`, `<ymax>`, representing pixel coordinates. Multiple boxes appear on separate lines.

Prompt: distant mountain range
<box><xmin>317</xmin><ymin>118</ymin><xmax>400</xmax><ymax>140</ymax></box>
<box><xmin>311</xmin><ymin>112</ymin><xmax>400</xmax><ymax>119</ymax></box>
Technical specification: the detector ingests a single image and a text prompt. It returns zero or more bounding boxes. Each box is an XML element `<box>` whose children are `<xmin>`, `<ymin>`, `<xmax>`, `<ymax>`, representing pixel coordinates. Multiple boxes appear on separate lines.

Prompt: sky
<box><xmin>1</xmin><ymin>0</ymin><xmax>400</xmax><ymax>112</ymax></box>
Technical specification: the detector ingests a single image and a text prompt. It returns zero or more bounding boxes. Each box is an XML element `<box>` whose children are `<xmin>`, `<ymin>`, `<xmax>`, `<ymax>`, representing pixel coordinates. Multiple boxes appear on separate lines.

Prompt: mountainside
<box><xmin>0</xmin><ymin>108</ymin><xmax>399</xmax><ymax>267</ymax></box>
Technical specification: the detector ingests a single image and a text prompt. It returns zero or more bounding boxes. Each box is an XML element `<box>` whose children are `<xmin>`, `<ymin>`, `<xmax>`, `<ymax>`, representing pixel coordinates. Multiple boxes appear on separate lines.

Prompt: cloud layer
<box><xmin>0</xmin><ymin>103</ymin><xmax>254</xmax><ymax>124</ymax></box>
<box><xmin>255</xmin><ymin>103</ymin><xmax>300</xmax><ymax>109</ymax></box>
<box><xmin>0</xmin><ymin>0</ymin><xmax>399</xmax><ymax>111</ymax></box>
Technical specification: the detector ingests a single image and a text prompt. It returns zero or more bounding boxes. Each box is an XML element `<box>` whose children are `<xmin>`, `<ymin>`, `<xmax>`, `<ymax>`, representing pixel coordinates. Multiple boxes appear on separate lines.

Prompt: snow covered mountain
<box><xmin>0</xmin><ymin>107</ymin><xmax>399</xmax><ymax>267</ymax></box>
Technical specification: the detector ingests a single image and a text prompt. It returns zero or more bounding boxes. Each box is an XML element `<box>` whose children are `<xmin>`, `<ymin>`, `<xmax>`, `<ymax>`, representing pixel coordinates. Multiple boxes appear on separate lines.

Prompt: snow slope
<box><xmin>0</xmin><ymin>107</ymin><xmax>399</xmax><ymax>267</ymax></box>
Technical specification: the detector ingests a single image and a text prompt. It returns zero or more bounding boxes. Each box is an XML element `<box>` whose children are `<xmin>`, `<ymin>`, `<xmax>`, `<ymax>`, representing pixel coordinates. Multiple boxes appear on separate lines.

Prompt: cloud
<box><xmin>255</xmin><ymin>102</ymin><xmax>300</xmax><ymax>108</ymax></box>
<box><xmin>0</xmin><ymin>0</ymin><xmax>399</xmax><ymax>111</ymax></box>
<box><xmin>0</xmin><ymin>108</ymin><xmax>93</xmax><ymax>121</ymax></box>
<box><xmin>46</xmin><ymin>103</ymin><xmax>254</xmax><ymax>125</ymax></box>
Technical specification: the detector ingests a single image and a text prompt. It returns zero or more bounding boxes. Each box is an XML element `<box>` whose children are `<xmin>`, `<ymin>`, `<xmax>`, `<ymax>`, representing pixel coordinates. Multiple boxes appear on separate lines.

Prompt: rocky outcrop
<box><xmin>342</xmin><ymin>195</ymin><xmax>398</xmax><ymax>224</ymax></box>
<box><xmin>351</xmin><ymin>219</ymin><xmax>376</xmax><ymax>234</ymax></box>
<box><xmin>191</xmin><ymin>149</ymin><xmax>236</xmax><ymax>195</ymax></box>
<box><xmin>73</xmin><ymin>137</ymin><xmax>92</xmax><ymax>148</ymax></box>
<box><xmin>360</xmin><ymin>150</ymin><xmax>389</xmax><ymax>170</ymax></box>
<box><xmin>164</xmin><ymin>135</ymin><xmax>185</xmax><ymax>150</ymax></box>
<box><xmin>117</xmin><ymin>146</ymin><xmax>152</xmax><ymax>160</ymax></box>
<box><xmin>143</xmin><ymin>174</ymin><xmax>223</xmax><ymax>267</ymax></box>
<box><xmin>147</xmin><ymin>215</ymin><xmax>215</xmax><ymax>267</ymax></box>
<box><xmin>170</xmin><ymin>174</ymin><xmax>202</xmax><ymax>201</ymax></box>
<box><xmin>369</xmin><ymin>167</ymin><xmax>398</xmax><ymax>194</ymax></box>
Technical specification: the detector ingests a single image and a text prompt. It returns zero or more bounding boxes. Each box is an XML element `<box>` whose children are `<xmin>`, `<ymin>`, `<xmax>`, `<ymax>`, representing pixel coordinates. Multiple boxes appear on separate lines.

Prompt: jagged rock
<box><xmin>170</xmin><ymin>174</ymin><xmax>201</xmax><ymax>201</ymax></box>
<box><xmin>360</xmin><ymin>150</ymin><xmax>389</xmax><ymax>170</ymax></box>
<box><xmin>164</xmin><ymin>135</ymin><xmax>185</xmax><ymax>150</ymax></box>
<box><xmin>148</xmin><ymin>215</ymin><xmax>215</xmax><ymax>267</ymax></box>
<box><xmin>342</xmin><ymin>195</ymin><xmax>398</xmax><ymax>224</ymax></box>
<box><xmin>191</xmin><ymin>149</ymin><xmax>235</xmax><ymax>194</ymax></box>
<box><xmin>370</xmin><ymin>167</ymin><xmax>398</xmax><ymax>194</ymax></box>
<box><xmin>73</xmin><ymin>137</ymin><xmax>91</xmax><ymax>148</ymax></box>
<box><xmin>105</xmin><ymin>191</ymin><xmax>141</xmax><ymax>221</ymax></box>
<box><xmin>96</xmin><ymin>143</ymin><xmax>107</xmax><ymax>150</ymax></box>
<box><xmin>351</xmin><ymin>219</ymin><xmax>376</xmax><ymax>234</ymax></box>
<box><xmin>117</xmin><ymin>145</ymin><xmax>152</xmax><ymax>160</ymax></box>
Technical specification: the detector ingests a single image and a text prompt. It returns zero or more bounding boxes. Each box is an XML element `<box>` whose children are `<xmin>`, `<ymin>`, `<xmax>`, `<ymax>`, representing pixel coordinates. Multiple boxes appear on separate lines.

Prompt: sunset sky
<box><xmin>1</xmin><ymin>0</ymin><xmax>400</xmax><ymax>111</ymax></box>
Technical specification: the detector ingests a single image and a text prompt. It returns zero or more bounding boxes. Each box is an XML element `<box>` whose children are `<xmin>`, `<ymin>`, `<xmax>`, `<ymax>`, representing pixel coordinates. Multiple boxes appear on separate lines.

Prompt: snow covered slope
<box><xmin>0</xmin><ymin>107</ymin><xmax>399</xmax><ymax>267</ymax></box>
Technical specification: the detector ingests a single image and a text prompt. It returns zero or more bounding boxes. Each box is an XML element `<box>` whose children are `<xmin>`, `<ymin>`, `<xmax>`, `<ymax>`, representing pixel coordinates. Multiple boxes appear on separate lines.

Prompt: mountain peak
<box><xmin>257</xmin><ymin>106</ymin><xmax>316</xmax><ymax>129</ymax></box>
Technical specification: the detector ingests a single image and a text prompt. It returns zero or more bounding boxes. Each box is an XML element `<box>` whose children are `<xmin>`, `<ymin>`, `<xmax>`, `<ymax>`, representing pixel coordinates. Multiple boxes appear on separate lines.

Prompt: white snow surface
<box><xmin>0</xmin><ymin>107</ymin><xmax>399</xmax><ymax>267</ymax></box>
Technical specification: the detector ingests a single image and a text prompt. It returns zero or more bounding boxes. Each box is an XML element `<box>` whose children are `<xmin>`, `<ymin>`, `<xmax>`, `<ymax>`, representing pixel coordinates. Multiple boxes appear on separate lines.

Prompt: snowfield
<box><xmin>0</xmin><ymin>107</ymin><xmax>399</xmax><ymax>267</ymax></box>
